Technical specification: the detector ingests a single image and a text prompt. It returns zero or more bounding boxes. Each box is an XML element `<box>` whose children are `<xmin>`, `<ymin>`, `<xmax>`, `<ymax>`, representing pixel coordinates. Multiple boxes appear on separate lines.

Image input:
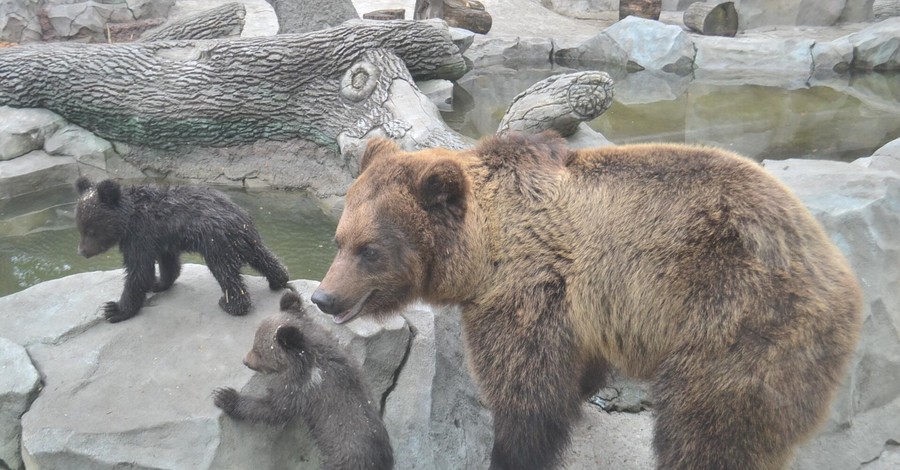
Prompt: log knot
<box><xmin>568</xmin><ymin>72</ymin><xmax>615</xmax><ymax>119</ymax></box>
<box><xmin>341</xmin><ymin>61</ymin><xmax>381</xmax><ymax>102</ymax></box>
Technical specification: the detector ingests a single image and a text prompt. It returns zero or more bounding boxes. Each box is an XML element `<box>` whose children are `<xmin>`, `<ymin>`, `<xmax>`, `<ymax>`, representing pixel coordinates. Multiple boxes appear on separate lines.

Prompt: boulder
<box><xmin>417</xmin><ymin>79</ymin><xmax>455</xmax><ymax>112</ymax></box>
<box><xmin>812</xmin><ymin>35</ymin><xmax>853</xmax><ymax>76</ymax></box>
<box><xmin>603</xmin><ymin>15</ymin><xmax>694</xmax><ymax>75</ymax></box>
<box><xmin>464</xmin><ymin>35</ymin><xmax>554</xmax><ymax>67</ymax></box>
<box><xmin>267</xmin><ymin>0</ymin><xmax>358</xmax><ymax>34</ymax></box>
<box><xmin>554</xmin><ymin>31</ymin><xmax>629</xmax><ymax>69</ymax></box>
<box><xmin>762</xmin><ymin>156</ymin><xmax>900</xmax><ymax>470</ymax></box>
<box><xmin>0</xmin><ymin>0</ymin><xmax>41</xmax><ymax>43</ymax></box>
<box><xmin>0</xmin><ymin>265</ymin><xmax>410</xmax><ymax>469</ymax></box>
<box><xmin>693</xmin><ymin>36</ymin><xmax>814</xmax><ymax>87</ymax></box>
<box><xmin>728</xmin><ymin>0</ymin><xmax>870</xmax><ymax>29</ymax></box>
<box><xmin>0</xmin><ymin>337</ymin><xmax>41</xmax><ymax>470</ymax></box>
<box><xmin>0</xmin><ymin>106</ymin><xmax>66</xmax><ymax>161</ymax></box>
<box><xmin>0</xmin><ymin>151</ymin><xmax>77</xmax><ymax>199</ymax></box>
<box><xmin>846</xmin><ymin>18</ymin><xmax>900</xmax><ymax>71</ymax></box>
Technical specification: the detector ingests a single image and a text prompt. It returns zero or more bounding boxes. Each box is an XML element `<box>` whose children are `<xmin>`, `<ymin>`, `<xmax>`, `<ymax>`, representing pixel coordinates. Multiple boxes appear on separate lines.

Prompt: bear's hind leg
<box><xmin>652</xmin><ymin>353</ymin><xmax>799</xmax><ymax>470</ymax></box>
<box><xmin>152</xmin><ymin>251</ymin><xmax>181</xmax><ymax>292</ymax></box>
<box><xmin>247</xmin><ymin>245</ymin><xmax>289</xmax><ymax>290</ymax></box>
<box><xmin>207</xmin><ymin>256</ymin><xmax>251</xmax><ymax>315</ymax></box>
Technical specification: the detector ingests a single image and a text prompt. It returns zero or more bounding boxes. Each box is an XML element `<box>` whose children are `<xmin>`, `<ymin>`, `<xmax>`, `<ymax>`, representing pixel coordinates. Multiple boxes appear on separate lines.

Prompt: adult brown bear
<box><xmin>311</xmin><ymin>132</ymin><xmax>863</xmax><ymax>470</ymax></box>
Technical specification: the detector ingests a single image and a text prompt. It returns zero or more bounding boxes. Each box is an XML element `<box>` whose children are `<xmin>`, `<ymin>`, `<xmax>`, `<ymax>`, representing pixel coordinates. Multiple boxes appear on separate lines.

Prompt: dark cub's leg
<box><xmin>152</xmin><ymin>251</ymin><xmax>181</xmax><ymax>292</ymax></box>
<box><xmin>206</xmin><ymin>253</ymin><xmax>251</xmax><ymax>315</ymax></box>
<box><xmin>247</xmin><ymin>244</ymin><xmax>289</xmax><ymax>290</ymax></box>
<box><xmin>105</xmin><ymin>253</ymin><xmax>155</xmax><ymax>322</ymax></box>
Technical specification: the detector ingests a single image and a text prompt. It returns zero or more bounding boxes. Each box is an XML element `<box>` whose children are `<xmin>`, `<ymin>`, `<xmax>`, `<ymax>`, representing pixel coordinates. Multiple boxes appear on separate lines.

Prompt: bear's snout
<box><xmin>310</xmin><ymin>289</ymin><xmax>338</xmax><ymax>315</ymax></box>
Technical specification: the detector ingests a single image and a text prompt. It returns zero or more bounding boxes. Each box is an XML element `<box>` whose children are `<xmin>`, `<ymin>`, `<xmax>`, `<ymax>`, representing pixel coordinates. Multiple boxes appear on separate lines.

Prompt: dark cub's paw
<box><xmin>213</xmin><ymin>387</ymin><xmax>240</xmax><ymax>415</ymax></box>
<box><xmin>102</xmin><ymin>301</ymin><xmax>136</xmax><ymax>323</ymax></box>
<box><xmin>219</xmin><ymin>294</ymin><xmax>251</xmax><ymax>316</ymax></box>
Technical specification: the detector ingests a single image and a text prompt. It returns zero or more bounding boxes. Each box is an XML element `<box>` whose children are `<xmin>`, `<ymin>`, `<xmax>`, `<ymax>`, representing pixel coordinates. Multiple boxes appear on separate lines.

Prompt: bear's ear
<box><xmin>95</xmin><ymin>180</ymin><xmax>122</xmax><ymax>206</ymax></box>
<box><xmin>360</xmin><ymin>137</ymin><xmax>400</xmax><ymax>173</ymax></box>
<box><xmin>275</xmin><ymin>325</ymin><xmax>305</xmax><ymax>353</ymax></box>
<box><xmin>279</xmin><ymin>291</ymin><xmax>305</xmax><ymax>315</ymax></box>
<box><xmin>75</xmin><ymin>177</ymin><xmax>93</xmax><ymax>195</ymax></box>
<box><xmin>416</xmin><ymin>159</ymin><xmax>467</xmax><ymax>220</ymax></box>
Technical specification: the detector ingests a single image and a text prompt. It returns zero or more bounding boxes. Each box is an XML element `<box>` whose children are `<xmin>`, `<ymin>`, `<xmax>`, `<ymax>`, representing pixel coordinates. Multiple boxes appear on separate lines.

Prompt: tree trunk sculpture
<box><xmin>498</xmin><ymin>71</ymin><xmax>615</xmax><ymax>137</ymax></box>
<box><xmin>0</xmin><ymin>20</ymin><xmax>467</xmax><ymax>150</ymax></box>
<box><xmin>140</xmin><ymin>2</ymin><xmax>247</xmax><ymax>41</ymax></box>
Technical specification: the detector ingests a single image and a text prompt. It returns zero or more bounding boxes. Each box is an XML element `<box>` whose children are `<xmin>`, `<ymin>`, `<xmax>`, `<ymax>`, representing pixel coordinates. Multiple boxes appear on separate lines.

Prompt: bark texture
<box><xmin>140</xmin><ymin>2</ymin><xmax>246</xmax><ymax>41</ymax></box>
<box><xmin>414</xmin><ymin>0</ymin><xmax>492</xmax><ymax>34</ymax></box>
<box><xmin>619</xmin><ymin>0</ymin><xmax>662</xmax><ymax>20</ymax></box>
<box><xmin>498</xmin><ymin>71</ymin><xmax>615</xmax><ymax>137</ymax></box>
<box><xmin>0</xmin><ymin>20</ymin><xmax>466</xmax><ymax>150</ymax></box>
<box><xmin>683</xmin><ymin>2</ymin><xmax>738</xmax><ymax>37</ymax></box>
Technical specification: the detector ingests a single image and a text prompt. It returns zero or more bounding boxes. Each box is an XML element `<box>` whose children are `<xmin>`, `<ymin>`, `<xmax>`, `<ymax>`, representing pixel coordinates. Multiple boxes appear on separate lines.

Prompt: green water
<box><xmin>3</xmin><ymin>74</ymin><xmax>900</xmax><ymax>296</ymax></box>
<box><xmin>0</xmin><ymin>185</ymin><xmax>338</xmax><ymax>297</ymax></box>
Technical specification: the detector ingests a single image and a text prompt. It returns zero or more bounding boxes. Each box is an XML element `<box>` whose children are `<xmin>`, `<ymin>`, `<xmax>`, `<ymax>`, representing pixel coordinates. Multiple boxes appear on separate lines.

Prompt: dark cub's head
<box><xmin>311</xmin><ymin>137</ymin><xmax>470</xmax><ymax>324</ymax></box>
<box><xmin>242</xmin><ymin>291</ymin><xmax>313</xmax><ymax>373</ymax></box>
<box><xmin>73</xmin><ymin>177</ymin><xmax>130</xmax><ymax>258</ymax></box>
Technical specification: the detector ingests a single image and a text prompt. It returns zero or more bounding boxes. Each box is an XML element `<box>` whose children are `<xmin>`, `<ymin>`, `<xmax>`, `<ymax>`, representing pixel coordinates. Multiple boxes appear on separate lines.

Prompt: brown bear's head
<box><xmin>312</xmin><ymin>137</ymin><xmax>471</xmax><ymax>324</ymax></box>
<box><xmin>73</xmin><ymin>177</ymin><xmax>130</xmax><ymax>258</ymax></box>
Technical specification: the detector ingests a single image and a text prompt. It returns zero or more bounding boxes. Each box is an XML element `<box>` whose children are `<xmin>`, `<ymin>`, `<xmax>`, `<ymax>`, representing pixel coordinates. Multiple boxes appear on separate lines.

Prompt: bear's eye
<box><xmin>358</xmin><ymin>245</ymin><xmax>379</xmax><ymax>262</ymax></box>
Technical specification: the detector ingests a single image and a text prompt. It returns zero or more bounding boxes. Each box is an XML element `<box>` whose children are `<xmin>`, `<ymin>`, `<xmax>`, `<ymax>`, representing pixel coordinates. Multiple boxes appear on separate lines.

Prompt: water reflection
<box><xmin>0</xmin><ymin>185</ymin><xmax>338</xmax><ymax>297</ymax></box>
<box><xmin>449</xmin><ymin>65</ymin><xmax>900</xmax><ymax>162</ymax></box>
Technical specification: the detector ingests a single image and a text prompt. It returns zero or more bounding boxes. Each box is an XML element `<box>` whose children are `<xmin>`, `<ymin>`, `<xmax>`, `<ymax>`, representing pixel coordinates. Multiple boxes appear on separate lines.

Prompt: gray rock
<box><xmin>563</xmin><ymin>407</ymin><xmax>655</xmax><ymax>469</ymax></box>
<box><xmin>693</xmin><ymin>36</ymin><xmax>814</xmax><ymax>88</ymax></box>
<box><xmin>267</xmin><ymin>0</ymin><xmax>358</xmax><ymax>34</ymax></box>
<box><xmin>855</xmin><ymin>136</ymin><xmax>900</xmax><ymax>174</ymax></box>
<box><xmin>554</xmin><ymin>31</ymin><xmax>628</xmax><ymax>69</ymax></box>
<box><xmin>44</xmin><ymin>2</ymin><xmax>120</xmax><ymax>42</ymax></box>
<box><xmin>614</xmin><ymin>69</ymin><xmax>691</xmax><ymax>105</ymax></box>
<box><xmin>0</xmin><ymin>151</ymin><xmax>78</xmax><ymax>199</ymax></box>
<box><xmin>0</xmin><ymin>337</ymin><xmax>41</xmax><ymax>470</ymax></box>
<box><xmin>448</xmin><ymin>26</ymin><xmax>475</xmax><ymax>54</ymax></box>
<box><xmin>464</xmin><ymin>36</ymin><xmax>555</xmax><ymax>67</ymax></box>
<box><xmin>761</xmin><ymin>158</ymin><xmax>900</xmax><ymax>470</ymax></box>
<box><xmin>845</xmin><ymin>18</ymin><xmax>900</xmax><ymax>71</ymax></box>
<box><xmin>44</xmin><ymin>123</ymin><xmax>117</xmax><ymax>168</ymax></box>
<box><xmin>566</xmin><ymin>122</ymin><xmax>615</xmax><ymax>149</ymax></box>
<box><xmin>541</xmin><ymin>0</ymin><xmax>617</xmax><ymax>18</ymax></box>
<box><xmin>417</xmin><ymin>79</ymin><xmax>455</xmax><ymax>112</ymax></box>
<box><xmin>603</xmin><ymin>15</ymin><xmax>694</xmax><ymax>75</ymax></box>
<box><xmin>0</xmin><ymin>265</ymin><xmax>409</xmax><ymax>470</ymax></box>
<box><xmin>729</xmin><ymin>0</ymin><xmax>860</xmax><ymax>29</ymax></box>
<box><xmin>812</xmin><ymin>35</ymin><xmax>853</xmax><ymax>76</ymax></box>
<box><xmin>0</xmin><ymin>0</ymin><xmax>41</xmax><ymax>43</ymax></box>
<box><xmin>0</xmin><ymin>107</ymin><xmax>67</xmax><ymax>161</ymax></box>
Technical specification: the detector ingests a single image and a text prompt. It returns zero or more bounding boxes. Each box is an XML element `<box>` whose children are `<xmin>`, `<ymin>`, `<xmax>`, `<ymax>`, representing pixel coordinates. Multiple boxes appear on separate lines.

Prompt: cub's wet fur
<box><xmin>214</xmin><ymin>291</ymin><xmax>393</xmax><ymax>470</ymax></box>
<box><xmin>74</xmin><ymin>177</ymin><xmax>289</xmax><ymax>322</ymax></box>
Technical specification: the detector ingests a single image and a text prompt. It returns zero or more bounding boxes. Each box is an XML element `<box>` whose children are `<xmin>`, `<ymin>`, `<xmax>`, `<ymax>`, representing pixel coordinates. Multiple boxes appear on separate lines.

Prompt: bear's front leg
<box><xmin>464</xmin><ymin>293</ymin><xmax>585</xmax><ymax>470</ymax></box>
<box><xmin>105</xmin><ymin>255</ymin><xmax>155</xmax><ymax>323</ymax></box>
<box><xmin>213</xmin><ymin>387</ymin><xmax>290</xmax><ymax>426</ymax></box>
<box><xmin>207</xmin><ymin>256</ymin><xmax>252</xmax><ymax>316</ymax></box>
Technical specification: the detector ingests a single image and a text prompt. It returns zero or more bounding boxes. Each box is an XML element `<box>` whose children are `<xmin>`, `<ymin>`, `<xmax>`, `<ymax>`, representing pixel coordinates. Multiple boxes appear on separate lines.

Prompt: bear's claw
<box><xmin>102</xmin><ymin>301</ymin><xmax>136</xmax><ymax>323</ymax></box>
<box><xmin>213</xmin><ymin>387</ymin><xmax>240</xmax><ymax>414</ymax></box>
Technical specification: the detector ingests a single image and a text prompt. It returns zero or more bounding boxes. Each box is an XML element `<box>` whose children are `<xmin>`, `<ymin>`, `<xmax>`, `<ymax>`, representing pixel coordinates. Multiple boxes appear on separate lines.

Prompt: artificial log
<box><xmin>497</xmin><ymin>71</ymin><xmax>615</xmax><ymax>137</ymax></box>
<box><xmin>414</xmin><ymin>0</ymin><xmax>492</xmax><ymax>34</ymax></box>
<box><xmin>619</xmin><ymin>0</ymin><xmax>662</xmax><ymax>20</ymax></box>
<box><xmin>683</xmin><ymin>2</ymin><xmax>738</xmax><ymax>37</ymax></box>
<box><xmin>140</xmin><ymin>2</ymin><xmax>247</xmax><ymax>41</ymax></box>
<box><xmin>0</xmin><ymin>20</ymin><xmax>467</xmax><ymax>150</ymax></box>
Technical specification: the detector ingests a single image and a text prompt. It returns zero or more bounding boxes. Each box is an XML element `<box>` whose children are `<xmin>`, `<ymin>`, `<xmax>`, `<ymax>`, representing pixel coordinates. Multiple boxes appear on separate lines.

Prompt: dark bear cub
<box><xmin>74</xmin><ymin>177</ymin><xmax>289</xmax><ymax>322</ymax></box>
<box><xmin>213</xmin><ymin>291</ymin><xmax>393</xmax><ymax>470</ymax></box>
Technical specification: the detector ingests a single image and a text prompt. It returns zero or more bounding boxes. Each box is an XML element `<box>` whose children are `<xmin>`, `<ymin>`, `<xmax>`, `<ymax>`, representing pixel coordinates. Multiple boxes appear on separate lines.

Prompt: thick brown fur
<box><xmin>214</xmin><ymin>291</ymin><xmax>393</xmax><ymax>470</ymax></box>
<box><xmin>312</xmin><ymin>132</ymin><xmax>863</xmax><ymax>470</ymax></box>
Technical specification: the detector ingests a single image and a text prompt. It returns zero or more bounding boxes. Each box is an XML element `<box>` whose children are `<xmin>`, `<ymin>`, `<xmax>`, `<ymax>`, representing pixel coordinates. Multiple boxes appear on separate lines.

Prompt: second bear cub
<box><xmin>74</xmin><ymin>177</ymin><xmax>289</xmax><ymax>322</ymax></box>
<box><xmin>214</xmin><ymin>291</ymin><xmax>393</xmax><ymax>470</ymax></box>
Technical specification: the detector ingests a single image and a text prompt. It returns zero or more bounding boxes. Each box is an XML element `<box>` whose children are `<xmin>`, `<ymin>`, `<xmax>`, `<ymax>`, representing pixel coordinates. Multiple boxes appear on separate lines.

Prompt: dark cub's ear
<box><xmin>417</xmin><ymin>159</ymin><xmax>467</xmax><ymax>220</ymax></box>
<box><xmin>95</xmin><ymin>180</ymin><xmax>122</xmax><ymax>206</ymax></box>
<box><xmin>279</xmin><ymin>291</ymin><xmax>306</xmax><ymax>315</ymax></box>
<box><xmin>75</xmin><ymin>177</ymin><xmax>93</xmax><ymax>195</ymax></box>
<box><xmin>275</xmin><ymin>325</ymin><xmax>305</xmax><ymax>352</ymax></box>
<box><xmin>359</xmin><ymin>137</ymin><xmax>400</xmax><ymax>173</ymax></box>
